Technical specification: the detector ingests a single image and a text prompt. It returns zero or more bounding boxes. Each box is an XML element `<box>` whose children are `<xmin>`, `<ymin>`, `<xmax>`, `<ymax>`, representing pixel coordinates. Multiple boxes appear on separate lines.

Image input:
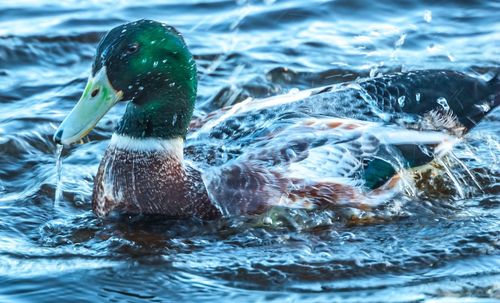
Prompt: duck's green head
<box><xmin>54</xmin><ymin>19</ymin><xmax>197</xmax><ymax>144</ymax></box>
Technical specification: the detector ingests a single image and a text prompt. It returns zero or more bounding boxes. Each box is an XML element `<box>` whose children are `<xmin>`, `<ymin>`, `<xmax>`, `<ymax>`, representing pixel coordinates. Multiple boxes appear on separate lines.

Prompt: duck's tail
<box><xmin>362</xmin><ymin>69</ymin><xmax>500</xmax><ymax>134</ymax></box>
<box><xmin>459</xmin><ymin>72</ymin><xmax>500</xmax><ymax>132</ymax></box>
<box><xmin>423</xmin><ymin>70</ymin><xmax>500</xmax><ymax>133</ymax></box>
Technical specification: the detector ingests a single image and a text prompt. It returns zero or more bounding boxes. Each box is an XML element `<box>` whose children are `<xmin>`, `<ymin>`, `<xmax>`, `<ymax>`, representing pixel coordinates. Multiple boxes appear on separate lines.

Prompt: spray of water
<box><xmin>435</xmin><ymin>157</ymin><xmax>465</xmax><ymax>199</ymax></box>
<box><xmin>54</xmin><ymin>144</ymin><xmax>63</xmax><ymax>208</ymax></box>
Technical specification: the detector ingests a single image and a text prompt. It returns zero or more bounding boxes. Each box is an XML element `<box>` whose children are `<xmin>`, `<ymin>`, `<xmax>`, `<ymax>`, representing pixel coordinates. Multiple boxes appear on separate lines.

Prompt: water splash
<box><xmin>394</xmin><ymin>33</ymin><xmax>406</xmax><ymax>48</ymax></box>
<box><xmin>423</xmin><ymin>10</ymin><xmax>432</xmax><ymax>23</ymax></box>
<box><xmin>54</xmin><ymin>144</ymin><xmax>63</xmax><ymax>208</ymax></box>
<box><xmin>448</xmin><ymin>151</ymin><xmax>483</xmax><ymax>193</ymax></box>
<box><xmin>436</xmin><ymin>157</ymin><xmax>465</xmax><ymax>199</ymax></box>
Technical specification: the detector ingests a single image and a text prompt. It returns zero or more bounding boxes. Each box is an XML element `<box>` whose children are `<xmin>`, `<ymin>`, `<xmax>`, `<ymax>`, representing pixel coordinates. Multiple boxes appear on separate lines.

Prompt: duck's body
<box><xmin>54</xmin><ymin>20</ymin><xmax>500</xmax><ymax>220</ymax></box>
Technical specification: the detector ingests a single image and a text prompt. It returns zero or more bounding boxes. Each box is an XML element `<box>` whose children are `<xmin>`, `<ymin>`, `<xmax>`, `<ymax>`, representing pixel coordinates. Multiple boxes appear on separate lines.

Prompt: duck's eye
<box><xmin>126</xmin><ymin>43</ymin><xmax>139</xmax><ymax>55</ymax></box>
<box><xmin>91</xmin><ymin>88</ymin><xmax>100</xmax><ymax>98</ymax></box>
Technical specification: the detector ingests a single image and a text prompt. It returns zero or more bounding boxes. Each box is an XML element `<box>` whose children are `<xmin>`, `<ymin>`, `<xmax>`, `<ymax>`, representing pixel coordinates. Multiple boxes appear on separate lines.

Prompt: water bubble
<box><xmin>398</xmin><ymin>95</ymin><xmax>406</xmax><ymax>107</ymax></box>
<box><xmin>447</xmin><ymin>52</ymin><xmax>456</xmax><ymax>62</ymax></box>
<box><xmin>263</xmin><ymin>216</ymin><xmax>273</xmax><ymax>224</ymax></box>
<box><xmin>151</xmin><ymin>40</ymin><xmax>156</xmax><ymax>44</ymax></box>
<box><xmin>169</xmin><ymin>82</ymin><xmax>176</xmax><ymax>87</ymax></box>
<box><xmin>437</xmin><ymin>97</ymin><xmax>450</xmax><ymax>110</ymax></box>
<box><xmin>162</xmin><ymin>59</ymin><xmax>168</xmax><ymax>63</ymax></box>
<box><xmin>395</xmin><ymin>34</ymin><xmax>406</xmax><ymax>48</ymax></box>
<box><xmin>128</xmin><ymin>85</ymin><xmax>133</xmax><ymax>89</ymax></box>
<box><xmin>121</xmin><ymin>29</ymin><xmax>127</xmax><ymax>33</ymax></box>
<box><xmin>138</xmin><ymin>86</ymin><xmax>144</xmax><ymax>91</ymax></box>
<box><xmin>415</xmin><ymin>93</ymin><xmax>421</xmax><ymax>103</ymax></box>
<box><xmin>424</xmin><ymin>10</ymin><xmax>432</xmax><ymax>23</ymax></box>
<box><xmin>153</xmin><ymin>61</ymin><xmax>158</xmax><ymax>68</ymax></box>
<box><xmin>285</xmin><ymin>147</ymin><xmax>297</xmax><ymax>159</ymax></box>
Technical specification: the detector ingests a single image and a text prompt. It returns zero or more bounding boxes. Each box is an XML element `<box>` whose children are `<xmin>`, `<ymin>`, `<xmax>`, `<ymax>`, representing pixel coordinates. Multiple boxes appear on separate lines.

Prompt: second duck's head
<box><xmin>54</xmin><ymin>19</ymin><xmax>197</xmax><ymax>145</ymax></box>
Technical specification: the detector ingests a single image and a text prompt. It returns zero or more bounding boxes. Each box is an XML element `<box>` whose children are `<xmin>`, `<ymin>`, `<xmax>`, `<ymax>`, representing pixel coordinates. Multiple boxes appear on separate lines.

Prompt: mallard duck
<box><xmin>54</xmin><ymin>19</ymin><xmax>499</xmax><ymax>219</ymax></box>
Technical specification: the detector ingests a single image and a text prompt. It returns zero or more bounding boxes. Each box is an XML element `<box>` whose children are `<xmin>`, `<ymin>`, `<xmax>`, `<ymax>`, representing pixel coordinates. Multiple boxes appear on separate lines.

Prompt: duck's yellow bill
<box><xmin>54</xmin><ymin>66</ymin><xmax>123</xmax><ymax>145</ymax></box>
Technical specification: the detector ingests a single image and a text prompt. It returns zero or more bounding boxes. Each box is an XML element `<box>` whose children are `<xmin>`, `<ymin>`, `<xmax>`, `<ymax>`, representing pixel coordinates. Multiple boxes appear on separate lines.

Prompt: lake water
<box><xmin>0</xmin><ymin>0</ymin><xmax>499</xmax><ymax>302</ymax></box>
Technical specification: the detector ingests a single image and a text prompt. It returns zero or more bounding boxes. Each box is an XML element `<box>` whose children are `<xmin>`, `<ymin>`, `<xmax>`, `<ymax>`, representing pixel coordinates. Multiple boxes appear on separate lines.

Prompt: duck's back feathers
<box><xmin>190</xmin><ymin>70</ymin><xmax>498</xmax><ymax>146</ymax></box>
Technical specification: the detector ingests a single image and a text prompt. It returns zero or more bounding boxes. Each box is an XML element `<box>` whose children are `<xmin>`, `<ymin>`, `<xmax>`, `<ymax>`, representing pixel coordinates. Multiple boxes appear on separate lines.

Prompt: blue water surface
<box><xmin>0</xmin><ymin>1</ymin><xmax>499</xmax><ymax>302</ymax></box>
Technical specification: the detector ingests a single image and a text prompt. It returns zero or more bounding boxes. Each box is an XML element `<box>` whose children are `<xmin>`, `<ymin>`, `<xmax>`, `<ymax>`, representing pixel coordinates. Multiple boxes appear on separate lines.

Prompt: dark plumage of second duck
<box><xmin>53</xmin><ymin>19</ymin><xmax>500</xmax><ymax>219</ymax></box>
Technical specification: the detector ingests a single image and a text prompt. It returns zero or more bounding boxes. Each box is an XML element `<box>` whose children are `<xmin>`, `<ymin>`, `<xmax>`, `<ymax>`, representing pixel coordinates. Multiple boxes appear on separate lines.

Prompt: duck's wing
<box><xmin>188</xmin><ymin>70</ymin><xmax>498</xmax><ymax>166</ymax></box>
<box><xmin>191</xmin><ymin>70</ymin><xmax>499</xmax><ymax>133</ymax></box>
<box><xmin>201</xmin><ymin>117</ymin><xmax>457</xmax><ymax>216</ymax></box>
